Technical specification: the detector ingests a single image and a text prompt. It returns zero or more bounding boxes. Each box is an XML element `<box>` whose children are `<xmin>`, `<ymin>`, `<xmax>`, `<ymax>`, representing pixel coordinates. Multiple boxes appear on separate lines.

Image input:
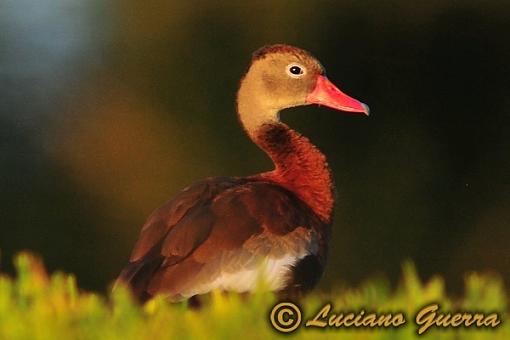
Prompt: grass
<box><xmin>0</xmin><ymin>253</ymin><xmax>507</xmax><ymax>340</ymax></box>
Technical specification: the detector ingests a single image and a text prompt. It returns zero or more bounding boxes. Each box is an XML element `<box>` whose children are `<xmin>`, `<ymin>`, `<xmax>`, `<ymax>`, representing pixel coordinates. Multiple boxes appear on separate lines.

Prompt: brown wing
<box><xmin>116</xmin><ymin>176</ymin><xmax>329</xmax><ymax>301</ymax></box>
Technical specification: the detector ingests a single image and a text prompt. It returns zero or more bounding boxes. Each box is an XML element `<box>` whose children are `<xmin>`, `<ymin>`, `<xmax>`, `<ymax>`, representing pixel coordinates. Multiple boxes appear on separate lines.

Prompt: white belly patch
<box><xmin>181</xmin><ymin>254</ymin><xmax>306</xmax><ymax>298</ymax></box>
<box><xmin>214</xmin><ymin>255</ymin><xmax>301</xmax><ymax>292</ymax></box>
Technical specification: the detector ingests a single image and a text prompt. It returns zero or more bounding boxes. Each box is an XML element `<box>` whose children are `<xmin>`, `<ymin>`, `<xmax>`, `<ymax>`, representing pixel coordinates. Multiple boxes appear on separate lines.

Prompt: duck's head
<box><xmin>237</xmin><ymin>44</ymin><xmax>369</xmax><ymax>134</ymax></box>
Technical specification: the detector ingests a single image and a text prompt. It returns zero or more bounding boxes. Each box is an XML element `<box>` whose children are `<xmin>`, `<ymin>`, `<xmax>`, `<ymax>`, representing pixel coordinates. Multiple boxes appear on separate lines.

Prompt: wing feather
<box><xmin>117</xmin><ymin>177</ymin><xmax>328</xmax><ymax>301</ymax></box>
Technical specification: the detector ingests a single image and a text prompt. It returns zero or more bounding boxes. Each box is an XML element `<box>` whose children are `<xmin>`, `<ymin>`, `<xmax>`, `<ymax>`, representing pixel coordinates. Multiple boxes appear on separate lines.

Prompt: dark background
<box><xmin>1</xmin><ymin>0</ymin><xmax>509</xmax><ymax>294</ymax></box>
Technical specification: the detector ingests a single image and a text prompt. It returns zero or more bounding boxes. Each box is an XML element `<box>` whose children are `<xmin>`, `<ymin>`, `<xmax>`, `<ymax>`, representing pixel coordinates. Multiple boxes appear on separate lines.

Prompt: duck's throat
<box><xmin>254</xmin><ymin>123</ymin><xmax>335</xmax><ymax>223</ymax></box>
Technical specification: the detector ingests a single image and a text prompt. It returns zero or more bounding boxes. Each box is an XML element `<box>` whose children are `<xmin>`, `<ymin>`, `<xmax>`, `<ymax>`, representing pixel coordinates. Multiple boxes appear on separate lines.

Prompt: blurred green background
<box><xmin>0</xmin><ymin>0</ymin><xmax>509</xmax><ymax>295</ymax></box>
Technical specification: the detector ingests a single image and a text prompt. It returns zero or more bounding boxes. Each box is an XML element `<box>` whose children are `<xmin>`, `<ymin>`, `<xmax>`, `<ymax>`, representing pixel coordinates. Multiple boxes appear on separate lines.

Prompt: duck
<box><xmin>116</xmin><ymin>44</ymin><xmax>369</xmax><ymax>303</ymax></box>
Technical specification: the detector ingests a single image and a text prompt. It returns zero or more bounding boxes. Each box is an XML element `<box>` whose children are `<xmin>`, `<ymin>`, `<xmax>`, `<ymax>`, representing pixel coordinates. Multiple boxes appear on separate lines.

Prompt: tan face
<box><xmin>237</xmin><ymin>45</ymin><xmax>368</xmax><ymax>135</ymax></box>
<box><xmin>246</xmin><ymin>49</ymin><xmax>324</xmax><ymax>110</ymax></box>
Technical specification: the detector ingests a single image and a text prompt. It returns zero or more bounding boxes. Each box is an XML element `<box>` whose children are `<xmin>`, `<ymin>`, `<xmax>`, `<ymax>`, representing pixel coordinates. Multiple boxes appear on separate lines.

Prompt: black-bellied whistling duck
<box><xmin>116</xmin><ymin>44</ymin><xmax>369</xmax><ymax>302</ymax></box>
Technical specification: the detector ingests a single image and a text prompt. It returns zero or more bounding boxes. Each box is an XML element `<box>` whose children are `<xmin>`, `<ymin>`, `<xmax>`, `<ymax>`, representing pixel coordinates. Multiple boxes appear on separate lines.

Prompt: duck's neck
<box><xmin>253</xmin><ymin>123</ymin><xmax>334</xmax><ymax>223</ymax></box>
<box><xmin>240</xmin><ymin>122</ymin><xmax>334</xmax><ymax>224</ymax></box>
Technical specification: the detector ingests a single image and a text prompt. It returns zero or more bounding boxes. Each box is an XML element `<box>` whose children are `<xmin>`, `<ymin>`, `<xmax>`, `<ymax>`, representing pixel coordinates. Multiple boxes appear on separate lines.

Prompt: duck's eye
<box><xmin>290</xmin><ymin>66</ymin><xmax>302</xmax><ymax>74</ymax></box>
<box><xmin>286</xmin><ymin>64</ymin><xmax>305</xmax><ymax>78</ymax></box>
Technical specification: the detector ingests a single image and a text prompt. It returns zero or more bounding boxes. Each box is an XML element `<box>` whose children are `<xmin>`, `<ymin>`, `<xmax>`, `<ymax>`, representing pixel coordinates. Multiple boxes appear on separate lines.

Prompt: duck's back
<box><xmin>116</xmin><ymin>176</ymin><xmax>330</xmax><ymax>302</ymax></box>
